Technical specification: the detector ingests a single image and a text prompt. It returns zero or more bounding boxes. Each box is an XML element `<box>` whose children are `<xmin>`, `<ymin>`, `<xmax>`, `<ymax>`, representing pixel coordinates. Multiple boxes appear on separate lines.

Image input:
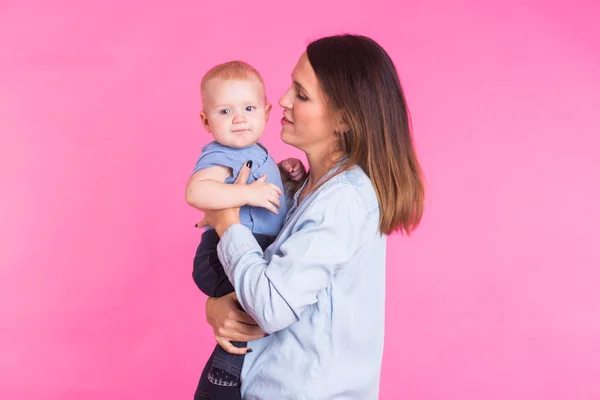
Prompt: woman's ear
<box><xmin>335</xmin><ymin>114</ymin><xmax>350</xmax><ymax>134</ymax></box>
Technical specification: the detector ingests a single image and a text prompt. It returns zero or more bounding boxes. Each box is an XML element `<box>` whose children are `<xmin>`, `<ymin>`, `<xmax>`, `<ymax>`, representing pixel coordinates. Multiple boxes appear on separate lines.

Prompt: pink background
<box><xmin>1</xmin><ymin>0</ymin><xmax>599</xmax><ymax>399</ymax></box>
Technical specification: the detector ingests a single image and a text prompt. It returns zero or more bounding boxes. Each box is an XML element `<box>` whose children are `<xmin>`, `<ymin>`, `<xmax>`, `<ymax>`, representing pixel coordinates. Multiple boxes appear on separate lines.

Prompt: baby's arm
<box><xmin>186</xmin><ymin>165</ymin><xmax>282</xmax><ymax>213</ymax></box>
<box><xmin>186</xmin><ymin>166</ymin><xmax>249</xmax><ymax>210</ymax></box>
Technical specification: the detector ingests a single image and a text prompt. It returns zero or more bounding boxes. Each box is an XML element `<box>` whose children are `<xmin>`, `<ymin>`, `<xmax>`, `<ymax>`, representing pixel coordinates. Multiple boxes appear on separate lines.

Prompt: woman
<box><xmin>197</xmin><ymin>34</ymin><xmax>425</xmax><ymax>399</ymax></box>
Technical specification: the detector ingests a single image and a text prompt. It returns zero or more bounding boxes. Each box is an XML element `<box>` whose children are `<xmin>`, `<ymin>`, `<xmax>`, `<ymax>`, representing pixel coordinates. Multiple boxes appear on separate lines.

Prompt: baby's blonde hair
<box><xmin>200</xmin><ymin>61</ymin><xmax>266</xmax><ymax>102</ymax></box>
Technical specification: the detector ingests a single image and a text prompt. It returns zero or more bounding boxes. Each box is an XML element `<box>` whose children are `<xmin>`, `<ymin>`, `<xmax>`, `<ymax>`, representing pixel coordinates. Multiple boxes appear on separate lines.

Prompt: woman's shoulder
<box><xmin>320</xmin><ymin>165</ymin><xmax>379</xmax><ymax>215</ymax></box>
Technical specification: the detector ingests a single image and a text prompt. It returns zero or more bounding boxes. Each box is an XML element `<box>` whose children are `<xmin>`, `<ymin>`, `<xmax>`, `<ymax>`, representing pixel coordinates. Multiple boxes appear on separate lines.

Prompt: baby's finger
<box><xmin>268</xmin><ymin>183</ymin><xmax>282</xmax><ymax>195</ymax></box>
<box><xmin>264</xmin><ymin>202</ymin><xmax>279</xmax><ymax>215</ymax></box>
<box><xmin>268</xmin><ymin>193</ymin><xmax>281</xmax><ymax>208</ymax></box>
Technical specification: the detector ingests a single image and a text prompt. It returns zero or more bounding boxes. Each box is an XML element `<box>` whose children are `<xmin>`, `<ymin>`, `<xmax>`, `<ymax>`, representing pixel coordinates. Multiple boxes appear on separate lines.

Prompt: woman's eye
<box><xmin>296</xmin><ymin>93</ymin><xmax>308</xmax><ymax>101</ymax></box>
<box><xmin>219</xmin><ymin>109</ymin><xmax>230</xmax><ymax>115</ymax></box>
<box><xmin>245</xmin><ymin>106</ymin><xmax>256</xmax><ymax>112</ymax></box>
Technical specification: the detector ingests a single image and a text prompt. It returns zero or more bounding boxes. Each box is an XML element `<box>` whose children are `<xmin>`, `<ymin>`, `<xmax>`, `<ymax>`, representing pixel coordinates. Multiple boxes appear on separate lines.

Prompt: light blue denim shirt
<box><xmin>217</xmin><ymin>165</ymin><xmax>386</xmax><ymax>400</ymax></box>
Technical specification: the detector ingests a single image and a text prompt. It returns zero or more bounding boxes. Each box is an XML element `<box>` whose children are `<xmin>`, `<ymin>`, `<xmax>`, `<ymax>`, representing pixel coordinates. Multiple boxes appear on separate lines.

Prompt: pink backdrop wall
<box><xmin>1</xmin><ymin>0</ymin><xmax>599</xmax><ymax>399</ymax></box>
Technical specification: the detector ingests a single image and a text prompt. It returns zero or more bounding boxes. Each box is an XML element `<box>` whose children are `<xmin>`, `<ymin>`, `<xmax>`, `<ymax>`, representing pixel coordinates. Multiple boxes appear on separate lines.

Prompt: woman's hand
<box><xmin>206</xmin><ymin>292</ymin><xmax>265</xmax><ymax>354</ymax></box>
<box><xmin>196</xmin><ymin>162</ymin><xmax>254</xmax><ymax>236</ymax></box>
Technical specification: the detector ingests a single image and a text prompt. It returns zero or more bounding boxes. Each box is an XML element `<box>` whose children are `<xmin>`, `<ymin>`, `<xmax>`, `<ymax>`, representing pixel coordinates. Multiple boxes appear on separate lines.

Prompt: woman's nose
<box><xmin>279</xmin><ymin>87</ymin><xmax>293</xmax><ymax>109</ymax></box>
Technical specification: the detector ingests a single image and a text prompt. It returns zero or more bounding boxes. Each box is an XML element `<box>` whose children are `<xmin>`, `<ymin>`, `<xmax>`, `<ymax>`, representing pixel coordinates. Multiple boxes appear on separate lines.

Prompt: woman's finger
<box><xmin>195</xmin><ymin>217</ymin><xmax>208</xmax><ymax>228</ymax></box>
<box><xmin>235</xmin><ymin>164</ymin><xmax>252</xmax><ymax>185</ymax></box>
<box><xmin>216</xmin><ymin>337</ymin><xmax>251</xmax><ymax>355</ymax></box>
<box><xmin>228</xmin><ymin>318</ymin><xmax>264</xmax><ymax>336</ymax></box>
<box><xmin>217</xmin><ymin>317</ymin><xmax>264</xmax><ymax>341</ymax></box>
<box><xmin>216</xmin><ymin>328</ymin><xmax>255</xmax><ymax>342</ymax></box>
<box><xmin>257</xmin><ymin>173</ymin><xmax>267</xmax><ymax>182</ymax></box>
<box><xmin>232</xmin><ymin>309</ymin><xmax>258</xmax><ymax>326</ymax></box>
<box><xmin>233</xmin><ymin>311</ymin><xmax>261</xmax><ymax>326</ymax></box>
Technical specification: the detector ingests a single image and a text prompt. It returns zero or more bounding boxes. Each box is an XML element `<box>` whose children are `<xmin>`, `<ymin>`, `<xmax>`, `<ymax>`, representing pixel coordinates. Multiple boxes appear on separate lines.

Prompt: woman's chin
<box><xmin>281</xmin><ymin>130</ymin><xmax>294</xmax><ymax>145</ymax></box>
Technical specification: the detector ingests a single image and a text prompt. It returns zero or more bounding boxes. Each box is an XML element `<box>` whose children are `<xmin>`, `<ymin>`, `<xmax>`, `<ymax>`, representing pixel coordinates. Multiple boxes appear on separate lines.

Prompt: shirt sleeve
<box><xmin>217</xmin><ymin>183</ymin><xmax>369</xmax><ymax>334</ymax></box>
<box><xmin>192</xmin><ymin>144</ymin><xmax>243</xmax><ymax>178</ymax></box>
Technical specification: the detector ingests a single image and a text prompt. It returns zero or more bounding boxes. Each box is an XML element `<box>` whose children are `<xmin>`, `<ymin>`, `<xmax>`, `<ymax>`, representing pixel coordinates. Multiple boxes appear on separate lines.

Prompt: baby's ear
<box><xmin>264</xmin><ymin>104</ymin><xmax>272</xmax><ymax>120</ymax></box>
<box><xmin>200</xmin><ymin>112</ymin><xmax>211</xmax><ymax>133</ymax></box>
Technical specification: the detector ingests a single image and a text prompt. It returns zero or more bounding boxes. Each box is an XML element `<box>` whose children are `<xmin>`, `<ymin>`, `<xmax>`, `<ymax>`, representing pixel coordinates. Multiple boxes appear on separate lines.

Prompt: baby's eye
<box><xmin>219</xmin><ymin>109</ymin><xmax>230</xmax><ymax>115</ymax></box>
<box><xmin>245</xmin><ymin>106</ymin><xmax>256</xmax><ymax>112</ymax></box>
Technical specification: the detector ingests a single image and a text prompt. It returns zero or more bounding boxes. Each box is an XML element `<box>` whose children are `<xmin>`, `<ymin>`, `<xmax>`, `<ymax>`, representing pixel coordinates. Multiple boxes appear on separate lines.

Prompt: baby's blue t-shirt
<box><xmin>192</xmin><ymin>141</ymin><xmax>288</xmax><ymax>236</ymax></box>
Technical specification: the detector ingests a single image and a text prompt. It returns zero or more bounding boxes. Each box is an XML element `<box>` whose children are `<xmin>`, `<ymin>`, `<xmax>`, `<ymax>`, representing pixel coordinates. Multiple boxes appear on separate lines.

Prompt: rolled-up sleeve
<box><xmin>217</xmin><ymin>183</ymin><xmax>367</xmax><ymax>334</ymax></box>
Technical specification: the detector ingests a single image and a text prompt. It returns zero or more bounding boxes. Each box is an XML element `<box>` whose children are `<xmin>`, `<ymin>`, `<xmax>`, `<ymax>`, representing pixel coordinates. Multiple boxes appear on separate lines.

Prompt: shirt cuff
<box><xmin>216</xmin><ymin>223</ymin><xmax>258</xmax><ymax>278</ymax></box>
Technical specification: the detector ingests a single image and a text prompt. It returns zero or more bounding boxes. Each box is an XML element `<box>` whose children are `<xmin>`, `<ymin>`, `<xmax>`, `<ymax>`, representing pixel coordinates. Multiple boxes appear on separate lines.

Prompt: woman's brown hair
<box><xmin>307</xmin><ymin>35</ymin><xmax>425</xmax><ymax>235</ymax></box>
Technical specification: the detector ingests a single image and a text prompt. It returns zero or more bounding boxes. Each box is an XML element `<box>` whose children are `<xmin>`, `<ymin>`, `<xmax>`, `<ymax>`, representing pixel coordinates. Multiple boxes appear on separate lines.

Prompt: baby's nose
<box><xmin>232</xmin><ymin>113</ymin><xmax>247</xmax><ymax>123</ymax></box>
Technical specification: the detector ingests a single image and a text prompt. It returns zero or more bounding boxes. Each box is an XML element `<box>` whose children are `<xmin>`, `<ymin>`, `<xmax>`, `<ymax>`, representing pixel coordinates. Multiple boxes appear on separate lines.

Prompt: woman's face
<box><xmin>279</xmin><ymin>53</ymin><xmax>338</xmax><ymax>156</ymax></box>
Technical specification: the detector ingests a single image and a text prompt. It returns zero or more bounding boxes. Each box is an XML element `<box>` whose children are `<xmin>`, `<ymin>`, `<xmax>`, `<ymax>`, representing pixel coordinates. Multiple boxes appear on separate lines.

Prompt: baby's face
<box><xmin>201</xmin><ymin>79</ymin><xmax>271</xmax><ymax>148</ymax></box>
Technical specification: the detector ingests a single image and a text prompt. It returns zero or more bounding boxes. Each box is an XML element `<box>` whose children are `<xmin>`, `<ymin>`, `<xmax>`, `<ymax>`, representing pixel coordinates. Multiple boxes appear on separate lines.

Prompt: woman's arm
<box><xmin>217</xmin><ymin>183</ymin><xmax>369</xmax><ymax>334</ymax></box>
<box><xmin>205</xmin><ymin>292</ymin><xmax>265</xmax><ymax>354</ymax></box>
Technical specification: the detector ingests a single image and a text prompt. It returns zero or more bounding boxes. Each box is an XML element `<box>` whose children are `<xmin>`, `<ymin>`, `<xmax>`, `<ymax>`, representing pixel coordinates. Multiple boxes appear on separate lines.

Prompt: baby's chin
<box><xmin>217</xmin><ymin>134</ymin><xmax>262</xmax><ymax>149</ymax></box>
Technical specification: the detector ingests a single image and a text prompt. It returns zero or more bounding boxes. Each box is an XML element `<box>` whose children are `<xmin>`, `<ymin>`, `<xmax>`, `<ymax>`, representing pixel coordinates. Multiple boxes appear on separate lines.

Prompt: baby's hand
<box><xmin>246</xmin><ymin>174</ymin><xmax>282</xmax><ymax>214</ymax></box>
<box><xmin>279</xmin><ymin>158</ymin><xmax>307</xmax><ymax>182</ymax></box>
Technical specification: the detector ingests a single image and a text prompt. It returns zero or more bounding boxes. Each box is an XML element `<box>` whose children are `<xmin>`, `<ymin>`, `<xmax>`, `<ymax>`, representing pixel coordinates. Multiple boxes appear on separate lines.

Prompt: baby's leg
<box><xmin>192</xmin><ymin>229</ymin><xmax>234</xmax><ymax>297</ymax></box>
<box><xmin>192</xmin><ymin>232</ymin><xmax>276</xmax><ymax>399</ymax></box>
<box><xmin>193</xmin><ymin>231</ymin><xmax>275</xmax><ymax>298</ymax></box>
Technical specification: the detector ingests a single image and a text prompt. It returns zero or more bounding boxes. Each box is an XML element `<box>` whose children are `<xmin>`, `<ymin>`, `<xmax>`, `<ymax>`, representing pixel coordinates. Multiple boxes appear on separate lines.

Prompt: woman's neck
<box><xmin>304</xmin><ymin>149</ymin><xmax>343</xmax><ymax>193</ymax></box>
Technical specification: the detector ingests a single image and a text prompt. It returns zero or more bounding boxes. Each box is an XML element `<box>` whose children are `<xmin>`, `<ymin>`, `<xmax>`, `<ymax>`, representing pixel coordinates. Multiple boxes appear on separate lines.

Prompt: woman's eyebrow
<box><xmin>293</xmin><ymin>81</ymin><xmax>307</xmax><ymax>93</ymax></box>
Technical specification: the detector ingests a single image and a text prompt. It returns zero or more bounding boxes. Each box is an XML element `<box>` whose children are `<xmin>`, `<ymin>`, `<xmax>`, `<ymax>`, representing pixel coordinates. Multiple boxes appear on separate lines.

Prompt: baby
<box><xmin>185</xmin><ymin>61</ymin><xmax>304</xmax><ymax>400</ymax></box>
